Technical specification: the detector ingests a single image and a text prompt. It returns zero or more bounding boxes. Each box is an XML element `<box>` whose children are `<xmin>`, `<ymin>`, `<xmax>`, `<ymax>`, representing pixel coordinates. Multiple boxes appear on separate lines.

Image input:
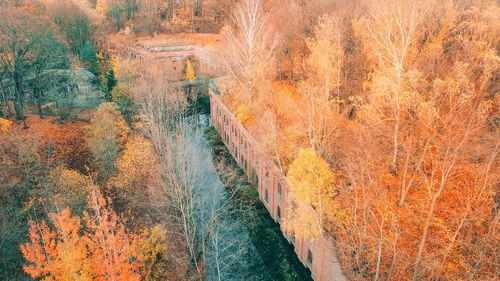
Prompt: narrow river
<box><xmin>183</xmin><ymin>112</ymin><xmax>312</xmax><ymax>281</ymax></box>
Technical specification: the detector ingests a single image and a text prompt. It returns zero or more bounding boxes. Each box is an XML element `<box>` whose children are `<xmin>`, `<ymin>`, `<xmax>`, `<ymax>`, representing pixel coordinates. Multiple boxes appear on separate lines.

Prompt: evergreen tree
<box><xmin>80</xmin><ymin>41</ymin><xmax>99</xmax><ymax>76</ymax></box>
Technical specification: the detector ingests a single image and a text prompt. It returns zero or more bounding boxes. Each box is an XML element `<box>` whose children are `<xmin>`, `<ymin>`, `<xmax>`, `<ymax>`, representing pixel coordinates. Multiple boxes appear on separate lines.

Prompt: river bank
<box><xmin>204</xmin><ymin>126</ymin><xmax>313</xmax><ymax>281</ymax></box>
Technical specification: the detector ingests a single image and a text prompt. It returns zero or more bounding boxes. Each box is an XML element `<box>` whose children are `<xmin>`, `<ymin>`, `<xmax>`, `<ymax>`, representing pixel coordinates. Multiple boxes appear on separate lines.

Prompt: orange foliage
<box><xmin>83</xmin><ymin>190</ymin><xmax>142</xmax><ymax>281</ymax></box>
<box><xmin>21</xmin><ymin>190</ymin><xmax>144</xmax><ymax>281</ymax></box>
<box><xmin>6</xmin><ymin>117</ymin><xmax>92</xmax><ymax>172</ymax></box>
<box><xmin>21</xmin><ymin>210</ymin><xmax>92</xmax><ymax>281</ymax></box>
<box><xmin>0</xmin><ymin>118</ymin><xmax>12</xmax><ymax>133</ymax></box>
<box><xmin>221</xmin><ymin>1</ymin><xmax>500</xmax><ymax>280</ymax></box>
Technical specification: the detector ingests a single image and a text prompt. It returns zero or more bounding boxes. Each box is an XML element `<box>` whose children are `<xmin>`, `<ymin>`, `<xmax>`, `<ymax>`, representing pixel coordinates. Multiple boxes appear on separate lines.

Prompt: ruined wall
<box><xmin>209</xmin><ymin>87</ymin><xmax>346</xmax><ymax>281</ymax></box>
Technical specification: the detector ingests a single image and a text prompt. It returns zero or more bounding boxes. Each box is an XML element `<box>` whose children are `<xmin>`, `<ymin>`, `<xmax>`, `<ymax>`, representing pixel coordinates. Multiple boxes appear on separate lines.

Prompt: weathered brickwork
<box><xmin>209</xmin><ymin>87</ymin><xmax>346</xmax><ymax>281</ymax></box>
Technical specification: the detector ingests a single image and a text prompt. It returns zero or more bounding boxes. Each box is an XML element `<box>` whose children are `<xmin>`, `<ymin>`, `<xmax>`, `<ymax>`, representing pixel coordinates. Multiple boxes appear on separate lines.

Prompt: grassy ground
<box><xmin>204</xmin><ymin>127</ymin><xmax>313</xmax><ymax>281</ymax></box>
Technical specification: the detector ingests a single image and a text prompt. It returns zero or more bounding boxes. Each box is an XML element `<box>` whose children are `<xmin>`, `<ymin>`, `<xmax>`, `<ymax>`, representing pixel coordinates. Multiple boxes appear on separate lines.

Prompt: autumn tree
<box><xmin>45</xmin><ymin>167</ymin><xmax>91</xmax><ymax>215</ymax></box>
<box><xmin>111</xmin><ymin>134</ymin><xmax>157</xmax><ymax>223</ymax></box>
<box><xmin>83</xmin><ymin>189</ymin><xmax>143</xmax><ymax>281</ymax></box>
<box><xmin>0</xmin><ymin>8</ymin><xmax>68</xmax><ymax>123</ymax></box>
<box><xmin>21</xmin><ymin>209</ymin><xmax>92</xmax><ymax>281</ymax></box>
<box><xmin>222</xmin><ymin>0</ymin><xmax>278</xmax><ymax>104</ymax></box>
<box><xmin>86</xmin><ymin>102</ymin><xmax>129</xmax><ymax>180</ymax></box>
<box><xmin>285</xmin><ymin>148</ymin><xmax>336</xmax><ymax>239</ymax></box>
<box><xmin>356</xmin><ymin>0</ymin><xmax>426</xmax><ymax>174</ymax></box>
<box><xmin>138</xmin><ymin>225</ymin><xmax>169</xmax><ymax>281</ymax></box>
<box><xmin>411</xmin><ymin>61</ymin><xmax>498</xmax><ymax>279</ymax></box>
<box><xmin>299</xmin><ymin>14</ymin><xmax>345</xmax><ymax>154</ymax></box>
<box><xmin>21</xmin><ymin>188</ymin><xmax>146</xmax><ymax>281</ymax></box>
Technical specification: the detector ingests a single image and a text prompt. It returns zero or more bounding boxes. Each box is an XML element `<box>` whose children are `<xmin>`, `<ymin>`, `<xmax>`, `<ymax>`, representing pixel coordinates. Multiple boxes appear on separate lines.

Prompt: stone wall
<box><xmin>209</xmin><ymin>86</ymin><xmax>346</xmax><ymax>281</ymax></box>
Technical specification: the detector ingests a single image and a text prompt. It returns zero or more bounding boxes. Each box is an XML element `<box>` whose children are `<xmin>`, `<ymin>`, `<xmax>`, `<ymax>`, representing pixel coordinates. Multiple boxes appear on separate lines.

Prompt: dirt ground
<box><xmin>3</xmin><ymin>115</ymin><xmax>92</xmax><ymax>173</ymax></box>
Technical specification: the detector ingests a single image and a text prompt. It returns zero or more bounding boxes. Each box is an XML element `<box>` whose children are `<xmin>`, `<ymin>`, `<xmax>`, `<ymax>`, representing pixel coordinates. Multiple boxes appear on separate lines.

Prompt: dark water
<box><xmin>185</xmin><ymin>83</ymin><xmax>312</xmax><ymax>281</ymax></box>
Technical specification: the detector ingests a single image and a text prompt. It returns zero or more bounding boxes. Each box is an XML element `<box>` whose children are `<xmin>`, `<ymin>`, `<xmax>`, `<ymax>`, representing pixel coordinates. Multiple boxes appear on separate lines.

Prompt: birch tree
<box><xmin>299</xmin><ymin>14</ymin><xmax>344</xmax><ymax>154</ymax></box>
<box><xmin>358</xmin><ymin>0</ymin><xmax>426</xmax><ymax>174</ymax></box>
<box><xmin>222</xmin><ymin>0</ymin><xmax>278</xmax><ymax>104</ymax></box>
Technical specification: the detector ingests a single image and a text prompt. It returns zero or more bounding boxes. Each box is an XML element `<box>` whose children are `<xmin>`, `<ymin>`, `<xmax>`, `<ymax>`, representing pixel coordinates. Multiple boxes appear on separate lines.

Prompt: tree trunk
<box><xmin>375</xmin><ymin>218</ymin><xmax>385</xmax><ymax>281</ymax></box>
<box><xmin>391</xmin><ymin>103</ymin><xmax>400</xmax><ymax>175</ymax></box>
<box><xmin>166</xmin><ymin>0</ymin><xmax>175</xmax><ymax>22</ymax></box>
<box><xmin>200</xmin><ymin>0</ymin><xmax>205</xmax><ymax>32</ymax></box>
<box><xmin>413</xmin><ymin>196</ymin><xmax>437</xmax><ymax>280</ymax></box>
<box><xmin>0</xmin><ymin>74</ymin><xmax>10</xmax><ymax>117</ymax></box>
<box><xmin>35</xmin><ymin>88</ymin><xmax>44</xmax><ymax>119</ymax></box>
<box><xmin>13</xmin><ymin>73</ymin><xmax>25</xmax><ymax>121</ymax></box>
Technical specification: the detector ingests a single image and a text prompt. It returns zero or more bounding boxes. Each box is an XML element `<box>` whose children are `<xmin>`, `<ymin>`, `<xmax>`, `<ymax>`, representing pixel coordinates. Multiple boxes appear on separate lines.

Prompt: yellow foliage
<box><xmin>49</xmin><ymin>167</ymin><xmax>91</xmax><ymax>213</ymax></box>
<box><xmin>95</xmin><ymin>0</ymin><xmax>107</xmax><ymax>17</ymax></box>
<box><xmin>287</xmin><ymin>148</ymin><xmax>336</xmax><ymax>203</ymax></box>
<box><xmin>271</xmin><ymin>81</ymin><xmax>299</xmax><ymax>98</ymax></box>
<box><xmin>140</xmin><ymin>225</ymin><xmax>167</xmax><ymax>258</ymax></box>
<box><xmin>110</xmin><ymin>55</ymin><xmax>120</xmax><ymax>80</ymax></box>
<box><xmin>115</xmin><ymin>135</ymin><xmax>156</xmax><ymax>188</ymax></box>
<box><xmin>0</xmin><ymin>118</ymin><xmax>12</xmax><ymax>133</ymax></box>
<box><xmin>137</xmin><ymin>225</ymin><xmax>168</xmax><ymax>281</ymax></box>
<box><xmin>284</xmin><ymin>202</ymin><xmax>323</xmax><ymax>239</ymax></box>
<box><xmin>95</xmin><ymin>52</ymin><xmax>105</xmax><ymax>60</ymax></box>
<box><xmin>235</xmin><ymin>105</ymin><xmax>255</xmax><ymax>127</ymax></box>
<box><xmin>86</xmin><ymin>103</ymin><xmax>129</xmax><ymax>176</ymax></box>
<box><xmin>285</xmin><ymin>148</ymin><xmax>336</xmax><ymax>239</ymax></box>
<box><xmin>186</xmin><ymin>59</ymin><xmax>196</xmax><ymax>81</ymax></box>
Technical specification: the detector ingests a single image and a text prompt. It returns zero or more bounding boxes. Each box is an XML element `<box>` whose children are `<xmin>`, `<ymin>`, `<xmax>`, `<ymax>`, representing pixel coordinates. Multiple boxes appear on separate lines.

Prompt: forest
<box><xmin>0</xmin><ymin>0</ymin><xmax>499</xmax><ymax>280</ymax></box>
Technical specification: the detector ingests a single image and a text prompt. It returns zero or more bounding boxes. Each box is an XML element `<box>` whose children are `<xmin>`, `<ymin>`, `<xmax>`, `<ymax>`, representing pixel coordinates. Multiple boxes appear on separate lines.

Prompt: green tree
<box><xmin>105</xmin><ymin>68</ymin><xmax>117</xmax><ymax>101</ymax></box>
<box><xmin>28</xmin><ymin>29</ymin><xmax>69</xmax><ymax>118</ymax></box>
<box><xmin>80</xmin><ymin>41</ymin><xmax>99</xmax><ymax>76</ymax></box>
<box><xmin>0</xmin><ymin>10</ymin><xmax>67</xmax><ymax>124</ymax></box>
<box><xmin>111</xmin><ymin>85</ymin><xmax>135</xmax><ymax>122</ymax></box>
<box><xmin>97</xmin><ymin>57</ymin><xmax>117</xmax><ymax>101</ymax></box>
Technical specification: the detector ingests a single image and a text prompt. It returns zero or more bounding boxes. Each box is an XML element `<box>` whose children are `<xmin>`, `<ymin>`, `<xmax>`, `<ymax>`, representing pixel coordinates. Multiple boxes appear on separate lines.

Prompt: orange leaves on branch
<box><xmin>21</xmin><ymin>190</ymin><xmax>144</xmax><ymax>281</ymax></box>
<box><xmin>21</xmin><ymin>221</ymin><xmax>57</xmax><ymax>280</ymax></box>
<box><xmin>0</xmin><ymin>118</ymin><xmax>12</xmax><ymax>133</ymax></box>
<box><xmin>185</xmin><ymin>59</ymin><xmax>196</xmax><ymax>81</ymax></box>
<box><xmin>21</xmin><ymin>210</ymin><xmax>92</xmax><ymax>281</ymax></box>
<box><xmin>84</xmin><ymin>189</ymin><xmax>142</xmax><ymax>281</ymax></box>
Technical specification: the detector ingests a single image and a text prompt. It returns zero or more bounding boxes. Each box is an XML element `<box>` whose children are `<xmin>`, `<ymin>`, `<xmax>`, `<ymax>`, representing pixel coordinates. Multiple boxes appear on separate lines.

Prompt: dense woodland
<box><xmin>0</xmin><ymin>0</ymin><xmax>499</xmax><ymax>280</ymax></box>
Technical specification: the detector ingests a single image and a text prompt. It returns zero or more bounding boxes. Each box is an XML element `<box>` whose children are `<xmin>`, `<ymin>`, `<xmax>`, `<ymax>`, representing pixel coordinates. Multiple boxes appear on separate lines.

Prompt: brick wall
<box><xmin>209</xmin><ymin>87</ymin><xmax>346</xmax><ymax>281</ymax></box>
